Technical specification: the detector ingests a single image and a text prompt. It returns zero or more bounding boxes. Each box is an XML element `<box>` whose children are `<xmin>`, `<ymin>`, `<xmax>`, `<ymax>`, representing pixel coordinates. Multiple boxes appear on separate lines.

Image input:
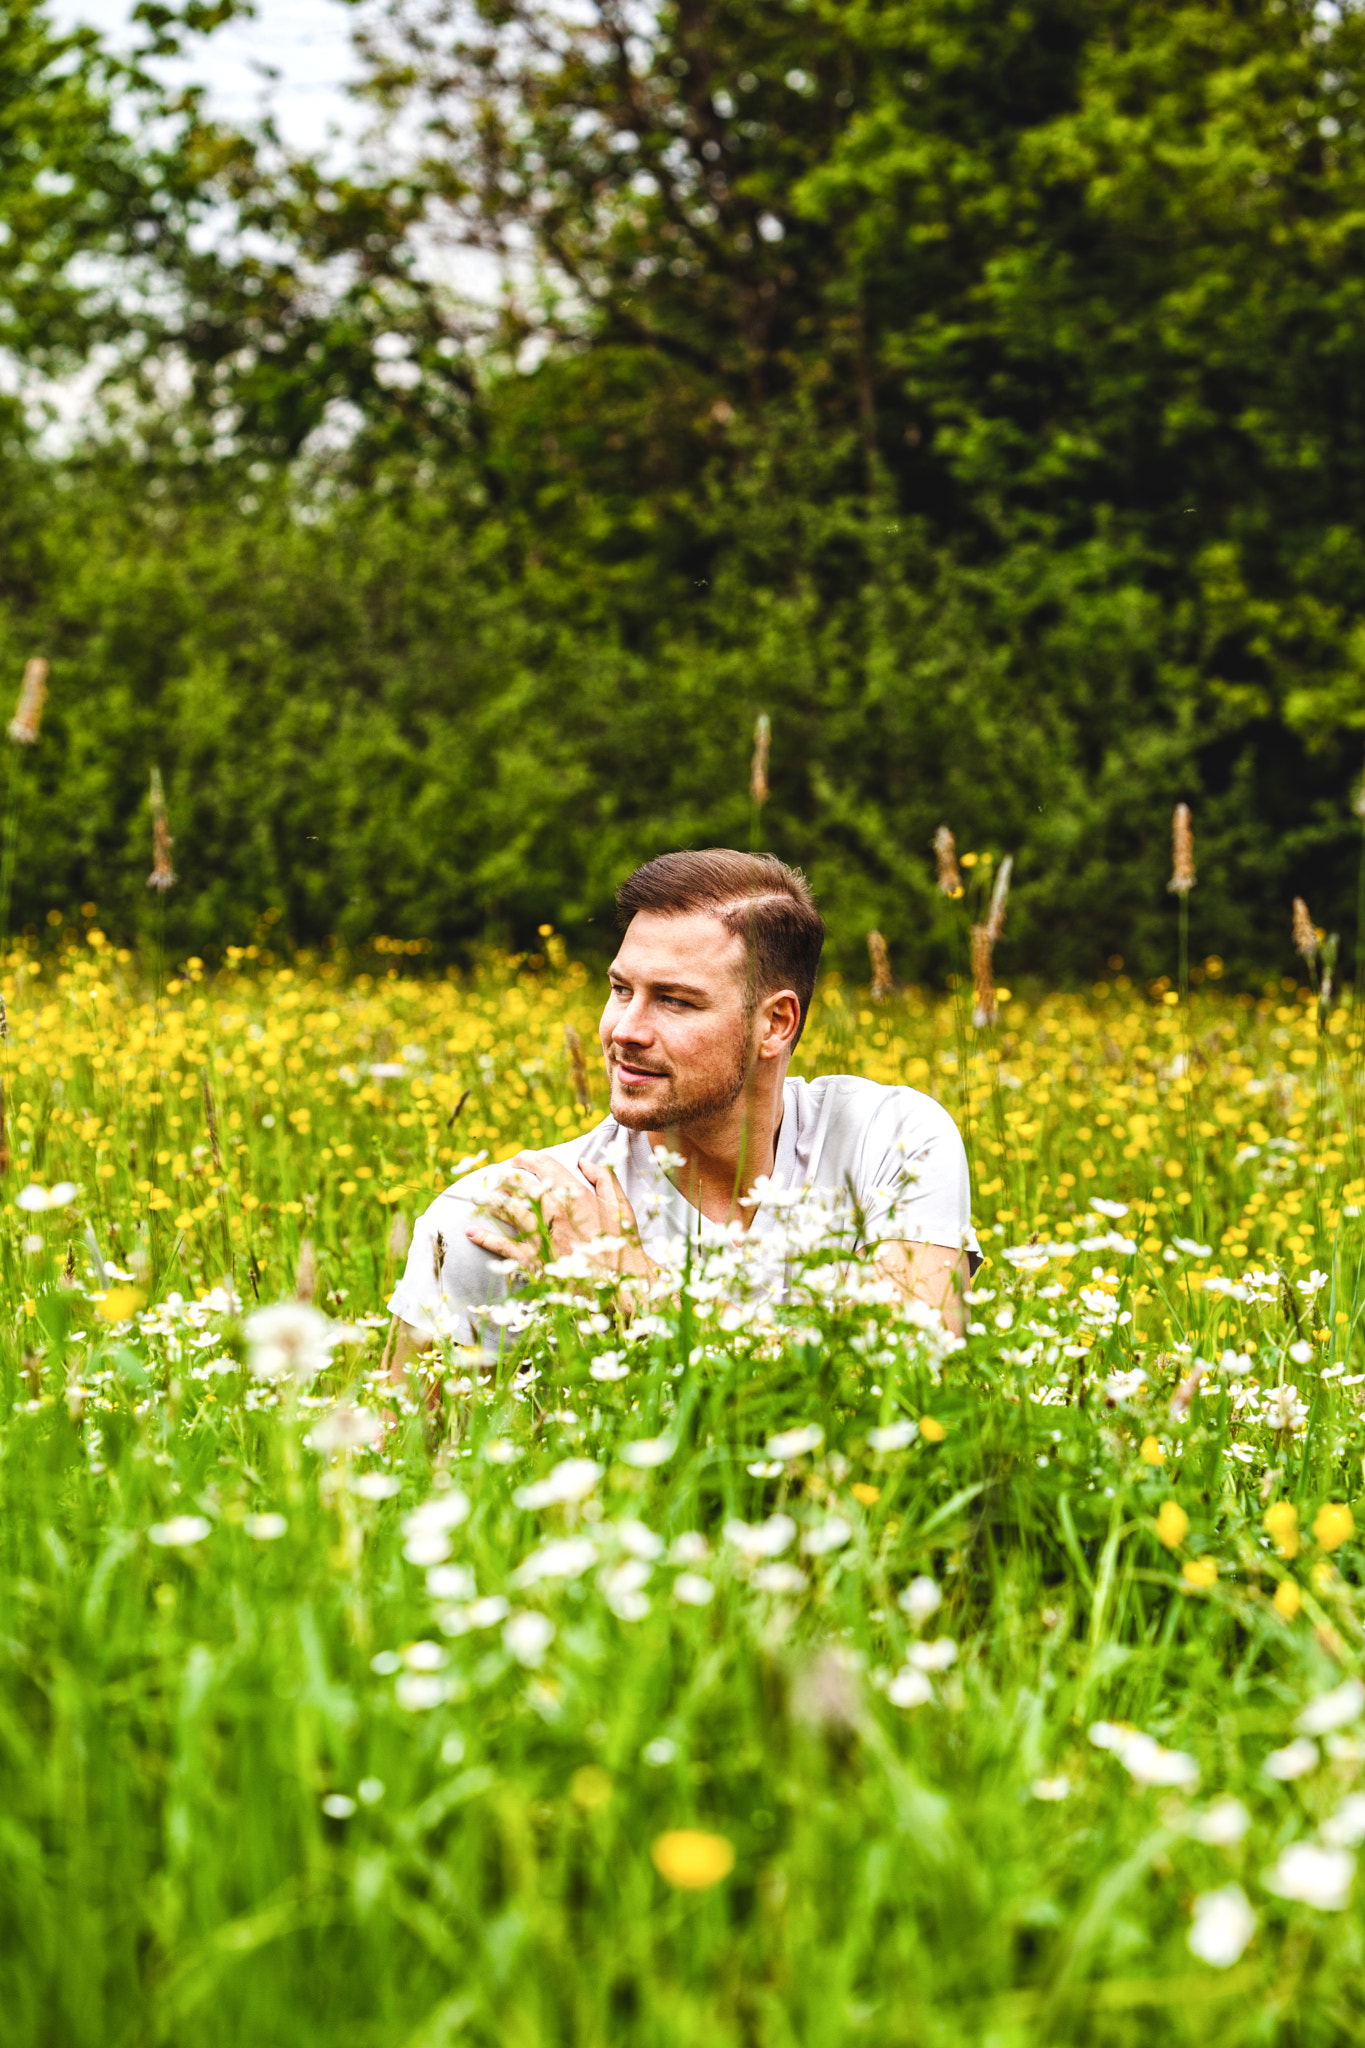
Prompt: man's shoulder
<box><xmin>794</xmin><ymin>1072</ymin><xmax>964</xmax><ymax>1152</ymax></box>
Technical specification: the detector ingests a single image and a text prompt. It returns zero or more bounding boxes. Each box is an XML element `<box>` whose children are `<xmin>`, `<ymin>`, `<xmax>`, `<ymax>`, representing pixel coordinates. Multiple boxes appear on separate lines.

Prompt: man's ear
<box><xmin>758</xmin><ymin>989</ymin><xmax>802</xmax><ymax>1059</ymax></box>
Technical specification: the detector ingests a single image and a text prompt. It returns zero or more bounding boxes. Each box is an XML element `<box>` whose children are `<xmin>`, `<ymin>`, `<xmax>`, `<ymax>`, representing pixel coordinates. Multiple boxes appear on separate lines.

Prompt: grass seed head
<box><xmin>750</xmin><ymin>712</ymin><xmax>771</xmax><ymax>809</ymax></box>
<box><xmin>147</xmin><ymin>767</ymin><xmax>175</xmax><ymax>893</ymax></box>
<box><xmin>933</xmin><ymin>825</ymin><xmax>963</xmax><ymax>896</ymax></box>
<box><xmin>7</xmin><ymin>657</ymin><xmax>47</xmax><ymax>745</ymax></box>
<box><xmin>1292</xmin><ymin>897</ymin><xmax>1318</xmax><ymax>962</ymax></box>
<box><xmin>867</xmin><ymin>930</ymin><xmax>894</xmax><ymax>1003</ymax></box>
<box><xmin>1168</xmin><ymin>803</ymin><xmax>1195</xmax><ymax>894</ymax></box>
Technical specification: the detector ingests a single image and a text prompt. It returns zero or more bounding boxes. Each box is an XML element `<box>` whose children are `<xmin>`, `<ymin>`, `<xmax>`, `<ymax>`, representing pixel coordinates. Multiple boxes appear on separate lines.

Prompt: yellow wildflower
<box><xmin>1182</xmin><ymin>1558</ymin><xmax>1217</xmax><ymax>1590</ymax></box>
<box><xmin>1155</xmin><ymin>1501</ymin><xmax>1189</xmax><ymax>1549</ymax></box>
<box><xmin>1313</xmin><ymin>1503</ymin><xmax>1354</xmax><ymax>1553</ymax></box>
<box><xmin>651</xmin><ymin>1830</ymin><xmax>735</xmax><ymax>1890</ymax></box>
<box><xmin>1139</xmin><ymin>1436</ymin><xmax>1164</xmax><ymax>1466</ymax></box>
<box><xmin>1264</xmin><ymin>1501</ymin><xmax>1300</xmax><ymax>1560</ymax></box>
<box><xmin>1273</xmin><ymin>1581</ymin><xmax>1302</xmax><ymax>1620</ymax></box>
<box><xmin>919</xmin><ymin>1417</ymin><xmax>946</xmax><ymax>1443</ymax></box>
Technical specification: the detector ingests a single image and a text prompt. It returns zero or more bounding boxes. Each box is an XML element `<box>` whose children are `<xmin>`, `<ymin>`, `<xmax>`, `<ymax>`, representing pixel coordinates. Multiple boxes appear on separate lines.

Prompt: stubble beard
<box><xmin>608</xmin><ymin>1044</ymin><xmax>750</xmax><ymax>1133</ymax></box>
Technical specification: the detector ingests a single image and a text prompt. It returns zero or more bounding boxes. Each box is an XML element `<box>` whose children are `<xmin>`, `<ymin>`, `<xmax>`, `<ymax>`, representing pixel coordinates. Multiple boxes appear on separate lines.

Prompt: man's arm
<box><xmin>873</xmin><ymin>1242</ymin><xmax>970</xmax><ymax>1337</ymax></box>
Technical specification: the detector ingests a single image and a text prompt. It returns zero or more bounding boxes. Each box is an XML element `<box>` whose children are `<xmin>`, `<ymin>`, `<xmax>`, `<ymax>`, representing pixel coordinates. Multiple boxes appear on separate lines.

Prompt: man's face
<box><xmin>599</xmin><ymin>911</ymin><xmax>753</xmax><ymax>1131</ymax></box>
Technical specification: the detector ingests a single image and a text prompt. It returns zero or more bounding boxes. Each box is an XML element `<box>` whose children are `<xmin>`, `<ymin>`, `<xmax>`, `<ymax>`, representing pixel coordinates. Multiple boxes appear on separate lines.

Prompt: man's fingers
<box><xmin>466</xmin><ymin>1223</ymin><xmax>537</xmax><ymax>1270</ymax></box>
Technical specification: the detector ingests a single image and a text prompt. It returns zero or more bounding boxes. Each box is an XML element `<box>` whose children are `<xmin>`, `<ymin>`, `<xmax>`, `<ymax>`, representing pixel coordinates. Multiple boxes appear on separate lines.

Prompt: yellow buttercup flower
<box><xmin>1139</xmin><ymin>1436</ymin><xmax>1164</xmax><ymax>1466</ymax></box>
<box><xmin>850</xmin><ymin>1483</ymin><xmax>880</xmax><ymax>1505</ymax></box>
<box><xmin>651</xmin><ymin>1829</ymin><xmax>735</xmax><ymax>1890</ymax></box>
<box><xmin>1155</xmin><ymin>1501</ymin><xmax>1189</xmax><ymax>1550</ymax></box>
<box><xmin>1264</xmin><ymin>1500</ymin><xmax>1299</xmax><ymax>1560</ymax></box>
<box><xmin>919</xmin><ymin>1416</ymin><xmax>946</xmax><ymax>1443</ymax></box>
<box><xmin>1273</xmin><ymin>1581</ymin><xmax>1302</xmax><ymax>1620</ymax></box>
<box><xmin>1313</xmin><ymin>1503</ymin><xmax>1354</xmax><ymax>1553</ymax></box>
<box><xmin>96</xmin><ymin>1286</ymin><xmax>144</xmax><ymax>1323</ymax></box>
<box><xmin>1182</xmin><ymin>1558</ymin><xmax>1217</xmax><ymax>1590</ymax></box>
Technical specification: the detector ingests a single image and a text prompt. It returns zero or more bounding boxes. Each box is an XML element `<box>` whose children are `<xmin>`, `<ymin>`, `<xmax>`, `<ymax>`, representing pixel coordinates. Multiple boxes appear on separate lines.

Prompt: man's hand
<box><xmin>465</xmin><ymin>1153</ymin><xmax>656</xmax><ymax>1291</ymax></box>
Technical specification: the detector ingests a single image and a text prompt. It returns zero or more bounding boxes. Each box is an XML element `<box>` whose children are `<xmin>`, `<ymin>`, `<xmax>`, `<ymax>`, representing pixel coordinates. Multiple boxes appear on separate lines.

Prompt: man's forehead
<box><xmin>609</xmin><ymin>909</ymin><xmax>745</xmax><ymax>982</ymax></box>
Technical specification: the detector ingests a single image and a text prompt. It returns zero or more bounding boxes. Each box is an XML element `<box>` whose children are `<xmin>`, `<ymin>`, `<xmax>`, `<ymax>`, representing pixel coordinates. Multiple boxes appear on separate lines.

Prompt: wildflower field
<box><xmin>8</xmin><ymin>922</ymin><xmax>1365</xmax><ymax>2045</ymax></box>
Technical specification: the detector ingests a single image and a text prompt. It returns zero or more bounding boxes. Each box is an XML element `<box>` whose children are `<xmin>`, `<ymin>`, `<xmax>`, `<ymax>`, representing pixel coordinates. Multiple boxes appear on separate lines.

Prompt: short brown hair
<box><xmin>615</xmin><ymin>849</ymin><xmax>825</xmax><ymax>1042</ymax></box>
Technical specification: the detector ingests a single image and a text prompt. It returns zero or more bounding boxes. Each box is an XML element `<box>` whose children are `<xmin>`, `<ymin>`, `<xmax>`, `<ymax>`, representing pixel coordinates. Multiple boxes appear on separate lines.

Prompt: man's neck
<box><xmin>646</xmin><ymin>1069</ymin><xmax>787</xmax><ymax>1230</ymax></box>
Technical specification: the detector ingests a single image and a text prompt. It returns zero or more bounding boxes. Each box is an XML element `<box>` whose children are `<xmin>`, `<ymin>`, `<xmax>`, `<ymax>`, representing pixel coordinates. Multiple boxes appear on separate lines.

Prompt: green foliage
<box><xmin>3</xmin><ymin>0</ymin><xmax>1365</xmax><ymax>978</ymax></box>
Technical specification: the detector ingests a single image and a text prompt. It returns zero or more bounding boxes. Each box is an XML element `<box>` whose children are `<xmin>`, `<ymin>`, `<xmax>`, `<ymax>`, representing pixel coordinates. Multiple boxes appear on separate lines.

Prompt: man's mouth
<box><xmin>612</xmin><ymin>1058</ymin><xmax>668</xmax><ymax>1085</ymax></box>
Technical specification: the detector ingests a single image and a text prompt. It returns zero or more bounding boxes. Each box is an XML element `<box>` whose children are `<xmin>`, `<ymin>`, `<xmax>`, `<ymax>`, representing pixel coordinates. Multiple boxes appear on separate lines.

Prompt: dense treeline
<box><xmin>2</xmin><ymin>0</ymin><xmax>1365</xmax><ymax>982</ymax></box>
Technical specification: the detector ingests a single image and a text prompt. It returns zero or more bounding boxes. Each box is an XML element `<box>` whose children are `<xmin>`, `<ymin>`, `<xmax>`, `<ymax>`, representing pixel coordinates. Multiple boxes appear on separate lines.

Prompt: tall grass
<box><xmin>0</xmin><ymin>929</ymin><xmax>1362</xmax><ymax>2044</ymax></box>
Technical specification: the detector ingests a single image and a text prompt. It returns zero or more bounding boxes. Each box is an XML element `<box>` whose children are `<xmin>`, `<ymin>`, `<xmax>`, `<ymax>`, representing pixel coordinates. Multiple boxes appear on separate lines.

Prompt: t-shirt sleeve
<box><xmin>856</xmin><ymin>1091</ymin><xmax>981</xmax><ymax>1269</ymax></box>
<box><xmin>387</xmin><ymin>1168</ymin><xmax>504</xmax><ymax>1342</ymax></box>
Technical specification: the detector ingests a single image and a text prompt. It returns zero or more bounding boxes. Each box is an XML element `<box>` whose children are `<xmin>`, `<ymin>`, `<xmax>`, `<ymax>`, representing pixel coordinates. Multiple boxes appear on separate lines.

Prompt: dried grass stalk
<box><xmin>7</xmin><ymin>658</ymin><xmax>47</xmax><ymax>746</ymax></box>
<box><xmin>867</xmin><ymin>930</ymin><xmax>894</xmax><ymax>1002</ymax></box>
<box><xmin>147</xmin><ymin>767</ymin><xmax>175</xmax><ymax>893</ymax></box>
<box><xmin>750</xmin><ymin>713</ymin><xmax>771</xmax><ymax>809</ymax></box>
<box><xmin>983</xmin><ymin>855</ymin><xmax>1012</xmax><ymax>943</ymax></box>
<box><xmin>564</xmin><ymin>1022</ymin><xmax>593</xmax><ymax>1110</ymax></box>
<box><xmin>295</xmin><ymin>1237</ymin><xmax>317</xmax><ymax>1303</ymax></box>
<box><xmin>1168</xmin><ymin>803</ymin><xmax>1195</xmax><ymax>895</ymax></box>
<box><xmin>1292</xmin><ymin>896</ymin><xmax>1318</xmax><ymax>962</ymax></box>
<box><xmin>971</xmin><ymin>922</ymin><xmax>997</xmax><ymax>1029</ymax></box>
<box><xmin>933</xmin><ymin>825</ymin><xmax>962</xmax><ymax>896</ymax></box>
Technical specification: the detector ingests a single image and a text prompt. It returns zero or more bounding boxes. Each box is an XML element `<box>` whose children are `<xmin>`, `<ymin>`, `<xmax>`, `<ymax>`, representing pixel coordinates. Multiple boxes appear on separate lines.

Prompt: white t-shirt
<box><xmin>390</xmin><ymin>1074</ymin><xmax>979</xmax><ymax>1337</ymax></box>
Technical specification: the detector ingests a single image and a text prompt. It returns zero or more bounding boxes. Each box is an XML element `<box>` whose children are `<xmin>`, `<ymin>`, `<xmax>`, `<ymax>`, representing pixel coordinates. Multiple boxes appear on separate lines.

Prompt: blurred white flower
<box><xmin>670</xmin><ymin>1531</ymin><xmax>710</xmax><ymax>1565</ymax></box>
<box><xmin>467</xmin><ymin>1596</ymin><xmax>510</xmax><ymax>1629</ymax></box>
<box><xmin>1298</xmin><ymin>1679</ymin><xmax>1365</xmax><ymax>1737</ymax></box>
<box><xmin>1090</xmin><ymin>1197</ymin><xmax>1129</xmax><ymax>1218</ymax></box>
<box><xmin>643</xmin><ymin>1736</ymin><xmax>678</xmax><ymax>1765</ymax></box>
<box><xmin>602</xmin><ymin>1558</ymin><xmax>652</xmax><ymax>1619</ymax></box>
<box><xmin>403</xmin><ymin>1640</ymin><xmax>446</xmax><ymax>1671</ymax></box>
<box><xmin>801</xmin><ymin>1516</ymin><xmax>852</xmax><ymax>1557</ymax></box>
<box><xmin>514</xmin><ymin>1458</ymin><xmax>604</xmax><ymax>1508</ymax></box>
<box><xmin>887</xmin><ymin>1667</ymin><xmax>934</xmax><ymax>1709</ymax></box>
<box><xmin>483</xmin><ymin>1439</ymin><xmax>522</xmax><ymax>1465</ymax></box>
<box><xmin>766</xmin><ymin>1423</ymin><xmax>824</xmax><ymax>1461</ymax></box>
<box><xmin>673</xmin><ymin>1572</ymin><xmax>715</xmax><ymax>1606</ymax></box>
<box><xmin>1191</xmin><ymin>1797</ymin><xmax>1251</xmax><ymax>1847</ymax></box>
<box><xmin>1104</xmin><ymin>1368</ymin><xmax>1147</xmax><ymax>1404</ymax></box>
<box><xmin>1173</xmin><ymin>1236</ymin><xmax>1213</xmax><ymax>1257</ymax></box>
<box><xmin>752</xmin><ymin>1561</ymin><xmax>808</xmax><ymax>1594</ymax></box>
<box><xmin>1188</xmin><ymin>1885</ymin><xmax>1256</xmax><ymax>1968</ymax></box>
<box><xmin>16</xmin><ymin>1181</ymin><xmax>77</xmax><ymax>1212</ymax></box>
<box><xmin>322</xmin><ymin>1793</ymin><xmax>356</xmax><ymax>1819</ymax></box>
<box><xmin>1265</xmin><ymin>1842</ymin><xmax>1355</xmax><ymax>1910</ymax></box>
<box><xmin>308</xmin><ymin>1404</ymin><xmax>382</xmax><ymax>1454</ymax></box>
<box><xmin>1089</xmin><ymin>1722</ymin><xmax>1198</xmax><ymax>1787</ymax></box>
<box><xmin>589</xmin><ymin>1352</ymin><xmax>629</xmax><ymax>1382</ymax></box>
<box><xmin>504</xmin><ymin>1610</ymin><xmax>555</xmax><ymax>1666</ymax></box>
<box><xmin>1321</xmin><ymin>1793</ymin><xmax>1365</xmax><ymax>1848</ymax></box>
<box><xmin>1288</xmin><ymin>1338</ymin><xmax>1315</xmax><ymax>1366</ymax></box>
<box><xmin>427</xmin><ymin>1563</ymin><xmax>477</xmax><ymax>1601</ymax></box>
<box><xmin>907</xmin><ymin>1638</ymin><xmax>957</xmax><ymax>1673</ymax></box>
<box><xmin>1264</xmin><ymin>1737</ymin><xmax>1319</xmax><ymax>1782</ymax></box>
<box><xmin>149</xmin><ymin>1515</ymin><xmax>212</xmax><ymax>1548</ymax></box>
<box><xmin>619</xmin><ymin>1436</ymin><xmax>675</xmax><ymax>1469</ymax></box>
<box><xmin>395</xmin><ymin>1673</ymin><xmax>449</xmax><ymax>1711</ymax></box>
<box><xmin>243</xmin><ymin>1512</ymin><xmax>287</xmax><ymax>1541</ymax></box>
<box><xmin>350</xmin><ymin>1472</ymin><xmax>402</xmax><ymax>1501</ymax></box>
<box><xmin>899</xmin><ymin>1576</ymin><xmax>942</xmax><ymax>1625</ymax></box>
<box><xmin>513</xmin><ymin>1535</ymin><xmax>598</xmax><ymax>1585</ymax></box>
<box><xmin>1218</xmin><ymin>1350</ymin><xmax>1254</xmax><ymax>1377</ymax></box>
<box><xmin>868</xmin><ymin>1420</ymin><xmax>919</xmax><ymax>1452</ymax></box>
<box><xmin>617</xmin><ymin>1519</ymin><xmax>664</xmax><ymax>1560</ymax></box>
<box><xmin>1263</xmin><ymin>1384</ymin><xmax>1308</xmax><ymax>1433</ymax></box>
<box><xmin>1031</xmin><ymin>1776</ymin><xmax>1071</xmax><ymax>1801</ymax></box>
<box><xmin>401</xmin><ymin>1488</ymin><xmax>470</xmax><ymax>1565</ymax></box>
<box><xmin>724</xmin><ymin>1514</ymin><xmax>797</xmax><ymax>1559</ymax></box>
<box><xmin>246</xmin><ymin>1301</ymin><xmax>357</xmax><ymax>1384</ymax></box>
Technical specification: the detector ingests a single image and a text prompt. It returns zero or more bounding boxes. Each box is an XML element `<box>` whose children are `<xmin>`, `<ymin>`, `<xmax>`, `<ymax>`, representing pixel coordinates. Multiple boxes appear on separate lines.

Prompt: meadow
<box><xmin>4</xmin><ymin>915</ymin><xmax>1365</xmax><ymax>2044</ymax></box>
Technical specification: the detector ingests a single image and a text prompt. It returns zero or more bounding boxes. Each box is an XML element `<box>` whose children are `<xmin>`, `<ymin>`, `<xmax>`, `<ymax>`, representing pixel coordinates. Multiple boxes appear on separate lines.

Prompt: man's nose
<box><xmin>610</xmin><ymin>994</ymin><xmax>654</xmax><ymax>1042</ymax></box>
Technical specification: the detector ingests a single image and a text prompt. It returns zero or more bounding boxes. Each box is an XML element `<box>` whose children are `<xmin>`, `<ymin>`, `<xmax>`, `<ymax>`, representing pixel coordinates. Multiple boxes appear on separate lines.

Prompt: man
<box><xmin>386</xmin><ymin>849</ymin><xmax>978</xmax><ymax>1377</ymax></box>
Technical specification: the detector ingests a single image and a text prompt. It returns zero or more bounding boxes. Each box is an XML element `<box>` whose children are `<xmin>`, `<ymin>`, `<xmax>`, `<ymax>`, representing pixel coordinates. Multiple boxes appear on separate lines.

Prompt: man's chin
<box><xmin>609</xmin><ymin>1093</ymin><xmax>671</xmax><ymax>1133</ymax></box>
